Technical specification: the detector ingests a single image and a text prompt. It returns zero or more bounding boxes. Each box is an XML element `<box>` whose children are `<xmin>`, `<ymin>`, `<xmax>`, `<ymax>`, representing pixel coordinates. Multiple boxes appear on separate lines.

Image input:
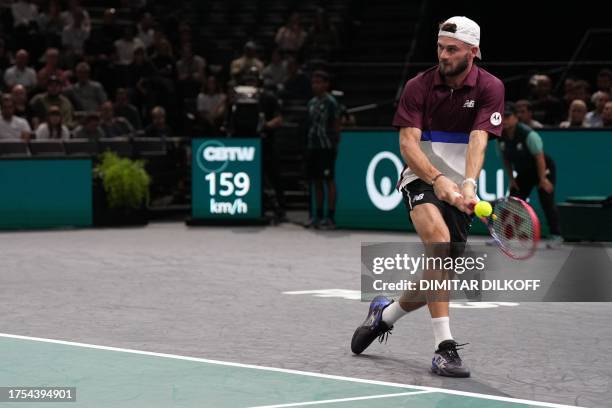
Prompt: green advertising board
<box><xmin>335</xmin><ymin>129</ymin><xmax>612</xmax><ymax>235</ymax></box>
<box><xmin>191</xmin><ymin>138</ymin><xmax>262</xmax><ymax>221</ymax></box>
<box><xmin>0</xmin><ymin>159</ymin><xmax>92</xmax><ymax>229</ymax></box>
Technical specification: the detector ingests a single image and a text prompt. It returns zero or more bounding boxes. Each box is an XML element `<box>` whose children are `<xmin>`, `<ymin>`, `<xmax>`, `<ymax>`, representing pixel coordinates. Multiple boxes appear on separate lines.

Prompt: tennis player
<box><xmin>351</xmin><ymin>16</ymin><xmax>504</xmax><ymax>377</ymax></box>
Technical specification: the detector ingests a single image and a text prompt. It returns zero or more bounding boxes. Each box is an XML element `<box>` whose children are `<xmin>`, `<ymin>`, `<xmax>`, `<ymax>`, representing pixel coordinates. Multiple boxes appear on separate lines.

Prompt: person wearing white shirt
<box><xmin>584</xmin><ymin>91</ymin><xmax>609</xmax><ymax>128</ymax></box>
<box><xmin>115</xmin><ymin>26</ymin><xmax>145</xmax><ymax>65</ymax></box>
<box><xmin>61</xmin><ymin>8</ymin><xmax>90</xmax><ymax>57</ymax></box>
<box><xmin>35</xmin><ymin>106</ymin><xmax>70</xmax><ymax>140</ymax></box>
<box><xmin>0</xmin><ymin>94</ymin><xmax>31</xmax><ymax>140</ymax></box>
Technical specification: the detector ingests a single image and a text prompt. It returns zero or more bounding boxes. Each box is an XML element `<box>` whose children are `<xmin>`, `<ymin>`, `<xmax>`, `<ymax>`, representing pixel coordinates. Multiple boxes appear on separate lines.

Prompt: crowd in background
<box><xmin>0</xmin><ymin>0</ymin><xmax>346</xmax><ymax>142</ymax></box>
<box><xmin>511</xmin><ymin>71</ymin><xmax>612</xmax><ymax>129</ymax></box>
<box><xmin>0</xmin><ymin>1</ymin><xmax>611</xmax><ymax>144</ymax></box>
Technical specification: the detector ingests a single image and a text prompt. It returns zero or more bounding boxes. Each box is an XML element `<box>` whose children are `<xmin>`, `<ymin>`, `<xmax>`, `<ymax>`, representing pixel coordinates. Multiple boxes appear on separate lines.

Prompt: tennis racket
<box><xmin>474</xmin><ymin>197</ymin><xmax>541</xmax><ymax>260</ymax></box>
<box><xmin>452</xmin><ymin>192</ymin><xmax>540</xmax><ymax>259</ymax></box>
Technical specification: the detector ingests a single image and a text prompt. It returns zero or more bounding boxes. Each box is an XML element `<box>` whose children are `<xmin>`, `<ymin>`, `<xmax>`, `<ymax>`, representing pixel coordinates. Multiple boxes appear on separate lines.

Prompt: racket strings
<box><xmin>491</xmin><ymin>200</ymin><xmax>536</xmax><ymax>256</ymax></box>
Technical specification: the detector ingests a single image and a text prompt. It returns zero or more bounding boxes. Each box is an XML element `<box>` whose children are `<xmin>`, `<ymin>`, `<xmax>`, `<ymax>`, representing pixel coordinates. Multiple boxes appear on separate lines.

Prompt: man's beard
<box><xmin>439</xmin><ymin>55</ymin><xmax>469</xmax><ymax>78</ymax></box>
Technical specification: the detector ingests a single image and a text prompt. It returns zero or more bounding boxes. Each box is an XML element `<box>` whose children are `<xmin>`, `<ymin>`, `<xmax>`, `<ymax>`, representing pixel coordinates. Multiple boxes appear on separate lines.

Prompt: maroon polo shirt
<box><xmin>393</xmin><ymin>64</ymin><xmax>505</xmax><ymax>189</ymax></box>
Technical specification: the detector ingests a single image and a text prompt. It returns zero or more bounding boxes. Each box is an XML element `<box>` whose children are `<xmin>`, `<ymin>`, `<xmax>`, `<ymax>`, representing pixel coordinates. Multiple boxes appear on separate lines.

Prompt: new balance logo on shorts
<box><xmin>413</xmin><ymin>193</ymin><xmax>425</xmax><ymax>202</ymax></box>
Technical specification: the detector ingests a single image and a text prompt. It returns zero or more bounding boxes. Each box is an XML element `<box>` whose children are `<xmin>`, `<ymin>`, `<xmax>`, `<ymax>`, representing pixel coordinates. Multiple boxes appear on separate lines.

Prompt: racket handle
<box><xmin>453</xmin><ymin>191</ymin><xmax>480</xmax><ymax>211</ymax></box>
<box><xmin>452</xmin><ymin>191</ymin><xmax>476</xmax><ymax>210</ymax></box>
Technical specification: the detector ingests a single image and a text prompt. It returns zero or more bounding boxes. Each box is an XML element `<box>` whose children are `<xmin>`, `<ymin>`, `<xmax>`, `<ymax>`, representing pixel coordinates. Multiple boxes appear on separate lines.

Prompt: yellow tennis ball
<box><xmin>474</xmin><ymin>201</ymin><xmax>493</xmax><ymax>218</ymax></box>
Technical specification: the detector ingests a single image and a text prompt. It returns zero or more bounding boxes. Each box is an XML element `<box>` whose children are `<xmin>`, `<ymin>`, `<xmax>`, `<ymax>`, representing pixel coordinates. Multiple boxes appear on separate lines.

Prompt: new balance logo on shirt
<box><xmin>463</xmin><ymin>99</ymin><xmax>475</xmax><ymax>108</ymax></box>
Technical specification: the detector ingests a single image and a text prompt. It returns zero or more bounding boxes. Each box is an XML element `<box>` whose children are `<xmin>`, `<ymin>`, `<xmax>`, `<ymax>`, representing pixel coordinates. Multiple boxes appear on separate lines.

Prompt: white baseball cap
<box><xmin>438</xmin><ymin>16</ymin><xmax>482</xmax><ymax>59</ymax></box>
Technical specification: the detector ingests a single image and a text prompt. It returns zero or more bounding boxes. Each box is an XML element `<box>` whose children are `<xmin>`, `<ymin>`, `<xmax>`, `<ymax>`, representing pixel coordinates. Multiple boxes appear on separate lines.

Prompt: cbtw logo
<box><xmin>366</xmin><ymin>151</ymin><xmax>404</xmax><ymax>211</ymax></box>
<box><xmin>196</xmin><ymin>140</ymin><xmax>255</xmax><ymax>173</ymax></box>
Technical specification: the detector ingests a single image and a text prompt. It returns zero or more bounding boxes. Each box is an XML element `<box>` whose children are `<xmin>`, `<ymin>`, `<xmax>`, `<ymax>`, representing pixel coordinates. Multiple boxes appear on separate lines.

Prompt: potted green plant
<box><xmin>93</xmin><ymin>152</ymin><xmax>151</xmax><ymax>226</ymax></box>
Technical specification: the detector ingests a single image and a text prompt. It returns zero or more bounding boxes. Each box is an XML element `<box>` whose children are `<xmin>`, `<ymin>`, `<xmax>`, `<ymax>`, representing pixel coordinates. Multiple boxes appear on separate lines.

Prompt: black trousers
<box><xmin>262</xmin><ymin>136</ymin><xmax>286</xmax><ymax>213</ymax></box>
<box><xmin>511</xmin><ymin>158</ymin><xmax>561</xmax><ymax>235</ymax></box>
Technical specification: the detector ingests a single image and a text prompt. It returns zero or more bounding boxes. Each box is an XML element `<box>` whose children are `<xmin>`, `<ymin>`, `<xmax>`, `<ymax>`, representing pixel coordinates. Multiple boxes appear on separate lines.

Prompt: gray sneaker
<box><xmin>546</xmin><ymin>235</ymin><xmax>563</xmax><ymax>249</ymax></box>
<box><xmin>431</xmin><ymin>340</ymin><xmax>470</xmax><ymax>378</ymax></box>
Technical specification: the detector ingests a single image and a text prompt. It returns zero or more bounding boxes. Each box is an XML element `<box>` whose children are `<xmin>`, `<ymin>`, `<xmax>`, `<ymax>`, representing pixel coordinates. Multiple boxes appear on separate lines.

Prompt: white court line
<box><xmin>0</xmin><ymin>332</ymin><xmax>581</xmax><ymax>408</ymax></box>
<box><xmin>245</xmin><ymin>390</ymin><xmax>433</xmax><ymax>408</ymax></box>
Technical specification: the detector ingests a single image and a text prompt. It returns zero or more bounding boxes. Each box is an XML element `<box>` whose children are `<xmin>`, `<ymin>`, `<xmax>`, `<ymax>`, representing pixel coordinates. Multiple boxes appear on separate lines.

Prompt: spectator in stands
<box><xmin>529</xmin><ymin>74</ymin><xmax>563</xmax><ymax>126</ymax></box>
<box><xmin>10</xmin><ymin>0</ymin><xmax>40</xmax><ymax>54</ymax></box>
<box><xmin>30</xmin><ymin>75</ymin><xmax>75</xmax><ymax>128</ymax></box>
<box><xmin>61</xmin><ymin>7</ymin><xmax>90</xmax><ymax>61</ymax></box>
<box><xmin>114</xmin><ymin>88</ymin><xmax>142</xmax><ymax>130</ymax></box>
<box><xmin>304</xmin><ymin>70</ymin><xmax>340</xmax><ymax>229</ymax></box>
<box><xmin>35</xmin><ymin>105</ymin><xmax>70</xmax><ymax>140</ymax></box>
<box><xmin>4</xmin><ymin>49</ymin><xmax>37</xmax><ymax>91</ymax></box>
<box><xmin>0</xmin><ymin>93</ymin><xmax>31</xmax><ymax>140</ymax></box>
<box><xmin>515</xmin><ymin>100</ymin><xmax>543</xmax><ymax>128</ymax></box>
<box><xmin>137</xmin><ymin>12</ymin><xmax>155</xmax><ymax>50</ymax></box>
<box><xmin>127</xmin><ymin>47</ymin><xmax>160</xmax><ymax>117</ymax></box>
<box><xmin>275</xmin><ymin>12</ymin><xmax>307</xmax><ymax>55</ymax></box>
<box><xmin>559</xmin><ymin>99</ymin><xmax>587</xmax><ymax>128</ymax></box>
<box><xmin>60</xmin><ymin>0</ymin><xmax>90</xmax><ymax>33</ymax></box>
<box><xmin>0</xmin><ymin>39</ymin><xmax>13</xmax><ymax>72</ymax></box>
<box><xmin>197</xmin><ymin>75</ymin><xmax>226</xmax><ymax>134</ymax></box>
<box><xmin>282</xmin><ymin>56</ymin><xmax>311</xmax><ymax>99</ymax></box>
<box><xmin>128</xmin><ymin>47</ymin><xmax>157</xmax><ymax>86</ymax></box>
<box><xmin>98</xmin><ymin>101</ymin><xmax>133</xmax><ymax>138</ymax></box>
<box><xmin>177</xmin><ymin>22</ymin><xmax>193</xmax><ymax>48</ymax></box>
<box><xmin>11</xmin><ymin>0</ymin><xmax>38</xmax><ymax>29</ymax></box>
<box><xmin>65</xmin><ymin>62</ymin><xmax>108</xmax><ymax>112</ymax></box>
<box><xmin>151</xmin><ymin>39</ymin><xmax>176</xmax><ymax>82</ymax></box>
<box><xmin>86</xmin><ymin>8</ymin><xmax>121</xmax><ymax>60</ymax></box>
<box><xmin>562</xmin><ymin>77</ymin><xmax>576</xmax><ymax>99</ymax></box>
<box><xmin>36</xmin><ymin>0</ymin><xmax>64</xmax><ymax>47</ymax></box>
<box><xmin>37</xmin><ymin>48</ymin><xmax>68</xmax><ymax>89</ymax></box>
<box><xmin>602</xmin><ymin>101</ymin><xmax>612</xmax><ymax>127</ymax></box>
<box><xmin>262</xmin><ymin>49</ymin><xmax>288</xmax><ymax>91</ymax></box>
<box><xmin>584</xmin><ymin>91</ymin><xmax>609</xmax><ymax>128</ymax></box>
<box><xmin>563</xmin><ymin>79</ymin><xmax>590</xmax><ymax>112</ymax></box>
<box><xmin>145</xmin><ymin>106</ymin><xmax>172</xmax><ymax>139</ymax></box>
<box><xmin>596</xmin><ymin>69</ymin><xmax>612</xmax><ymax>94</ymax></box>
<box><xmin>115</xmin><ymin>26</ymin><xmax>145</xmax><ymax>66</ymax></box>
<box><xmin>72</xmin><ymin>112</ymin><xmax>103</xmax><ymax>140</ymax></box>
<box><xmin>304</xmin><ymin>8</ymin><xmax>339</xmax><ymax>60</ymax></box>
<box><xmin>11</xmin><ymin>84</ymin><xmax>36</xmax><ymax>128</ymax></box>
<box><xmin>176</xmin><ymin>42</ymin><xmax>206</xmax><ymax>83</ymax></box>
<box><xmin>230</xmin><ymin>41</ymin><xmax>264</xmax><ymax>81</ymax></box>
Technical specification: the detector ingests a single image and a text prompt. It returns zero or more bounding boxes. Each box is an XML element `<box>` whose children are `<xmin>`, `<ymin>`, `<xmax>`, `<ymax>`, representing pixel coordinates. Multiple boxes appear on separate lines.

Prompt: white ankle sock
<box><xmin>381</xmin><ymin>301</ymin><xmax>408</xmax><ymax>326</ymax></box>
<box><xmin>431</xmin><ymin>316</ymin><xmax>453</xmax><ymax>350</ymax></box>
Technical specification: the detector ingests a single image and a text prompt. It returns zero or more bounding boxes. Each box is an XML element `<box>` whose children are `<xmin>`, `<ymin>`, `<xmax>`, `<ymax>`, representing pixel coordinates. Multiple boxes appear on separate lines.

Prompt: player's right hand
<box><xmin>433</xmin><ymin>176</ymin><xmax>463</xmax><ymax>208</ymax></box>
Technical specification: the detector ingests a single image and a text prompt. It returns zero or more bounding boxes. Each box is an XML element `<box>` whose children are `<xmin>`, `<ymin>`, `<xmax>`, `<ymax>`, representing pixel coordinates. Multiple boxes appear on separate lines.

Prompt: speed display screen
<box><xmin>191</xmin><ymin>138</ymin><xmax>262</xmax><ymax>220</ymax></box>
